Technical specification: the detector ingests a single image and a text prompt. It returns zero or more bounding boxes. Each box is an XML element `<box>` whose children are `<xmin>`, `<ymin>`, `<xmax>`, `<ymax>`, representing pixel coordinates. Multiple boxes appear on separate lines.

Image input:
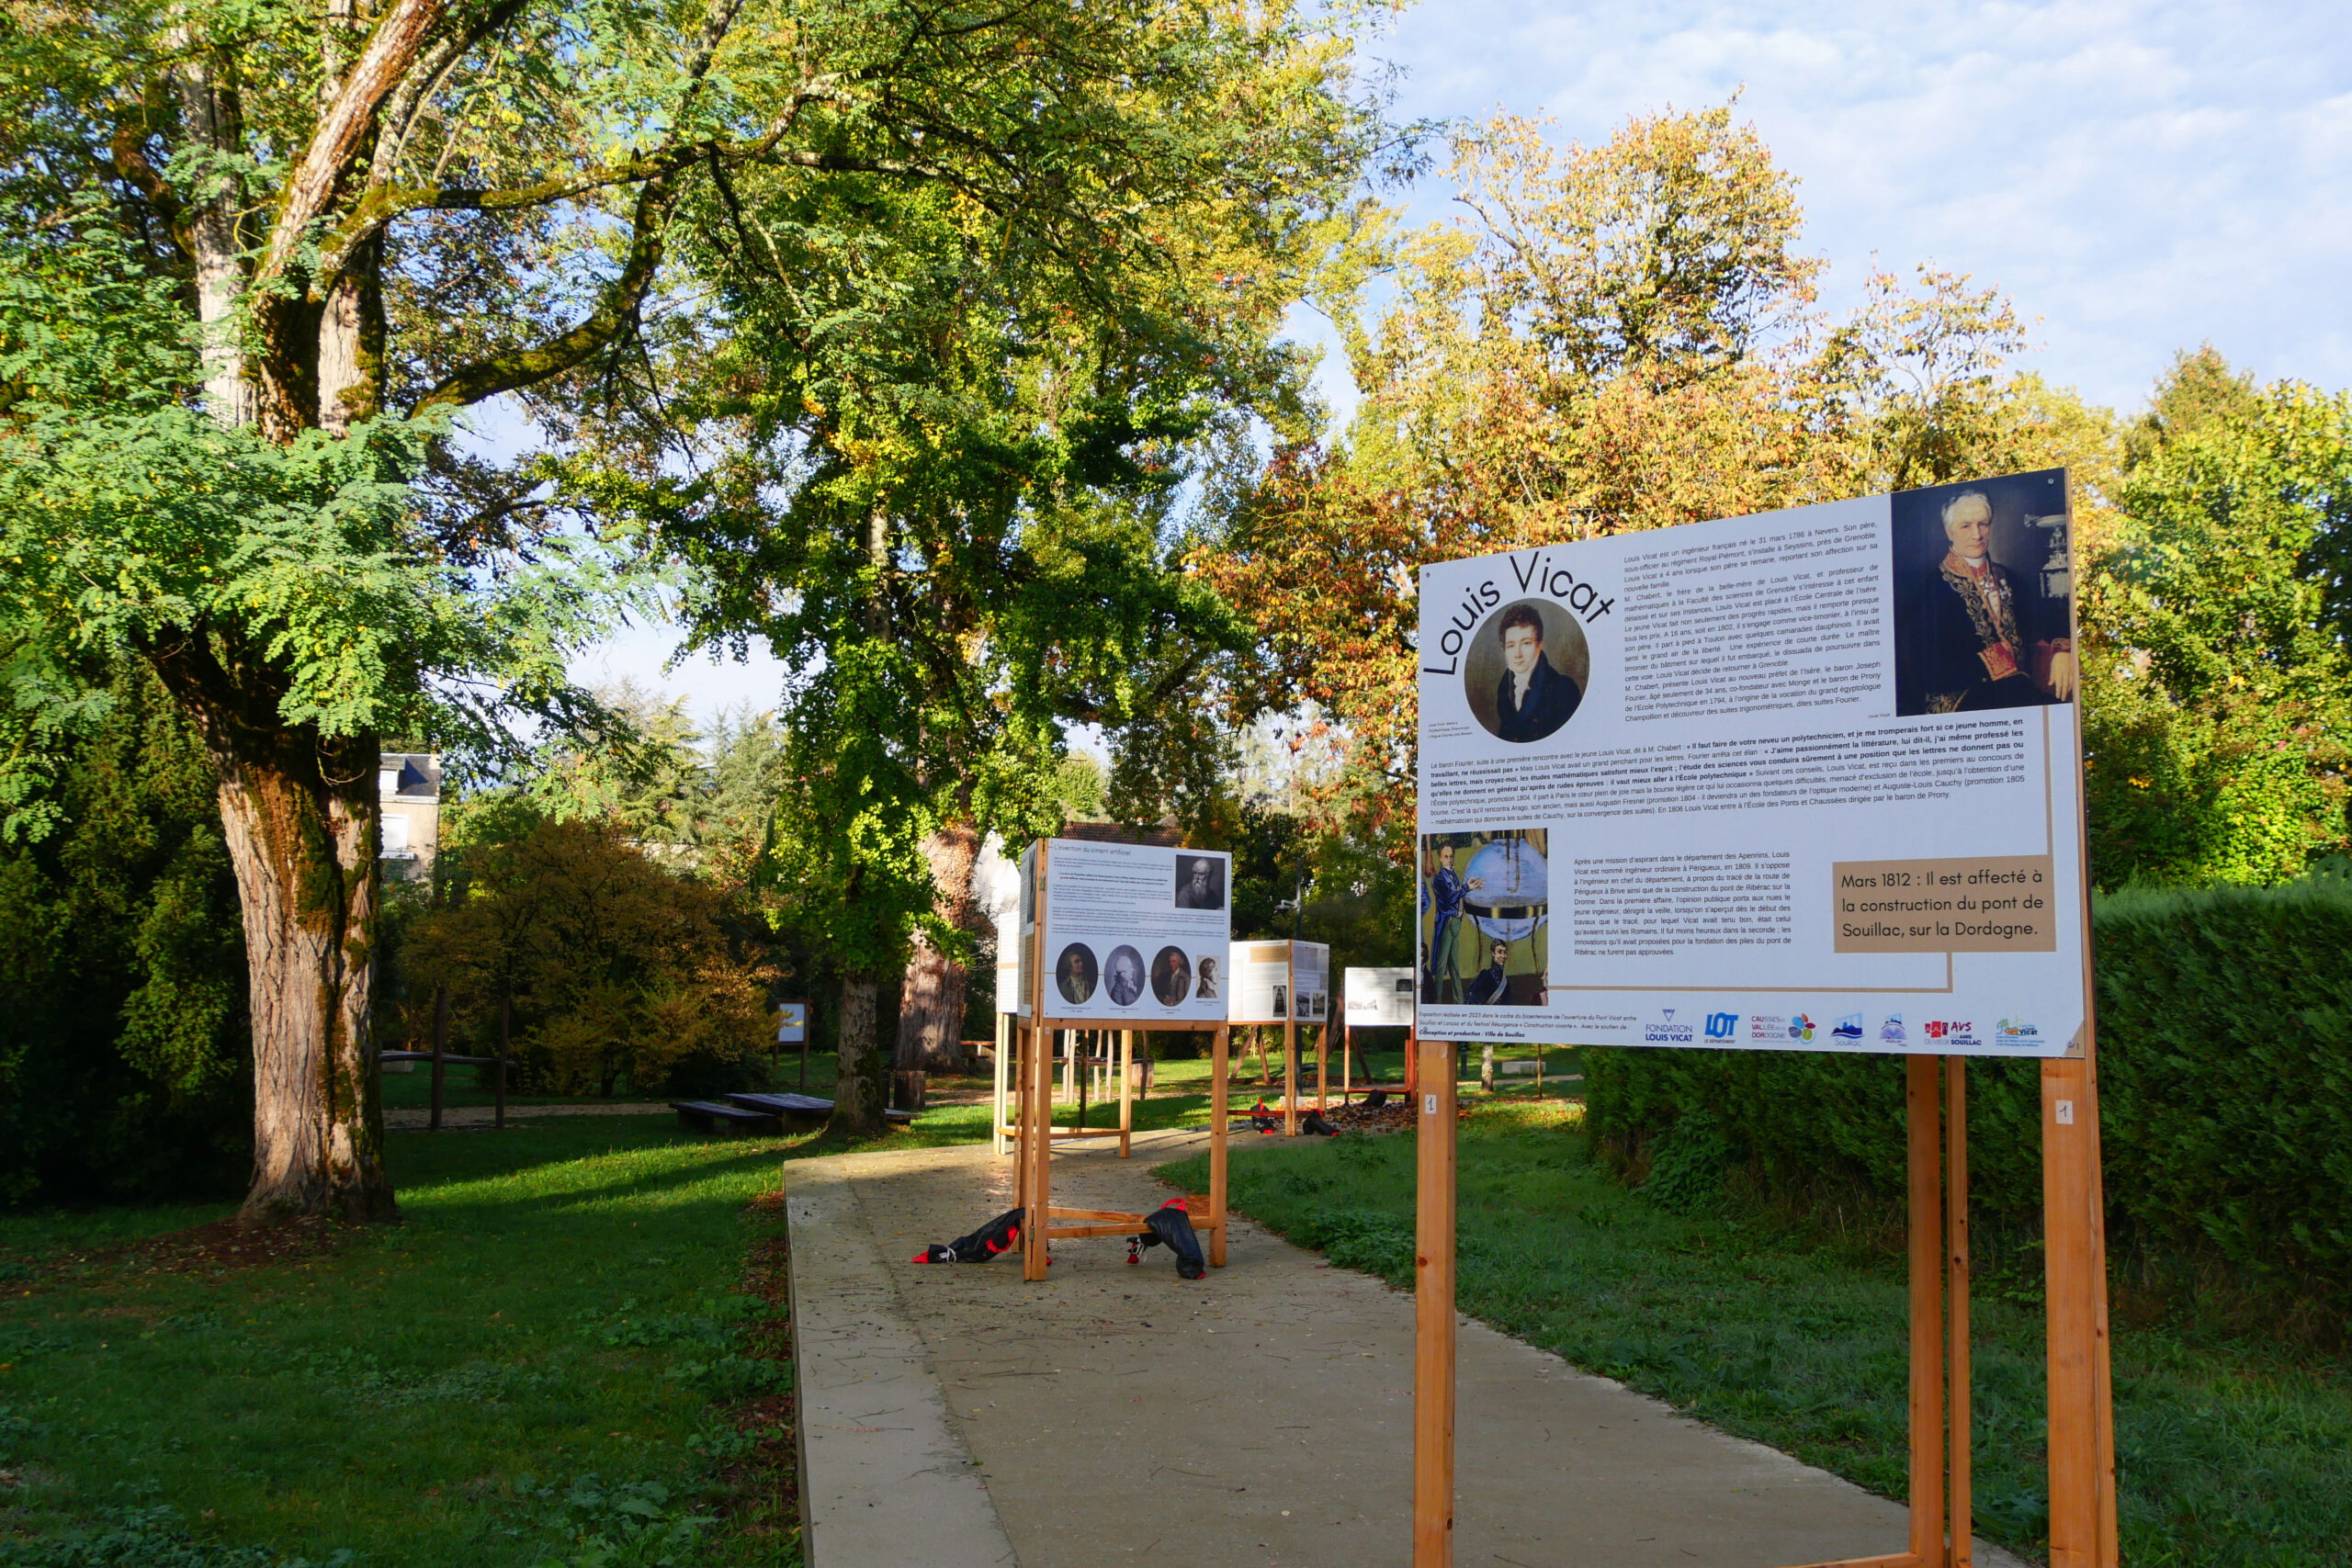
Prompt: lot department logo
<box><xmin>1645</xmin><ymin>1007</ymin><xmax>1696</xmax><ymax>1044</ymax></box>
<box><xmin>1832</xmin><ymin>1012</ymin><xmax>1864</xmax><ymax>1041</ymax></box>
<box><xmin>1880</xmin><ymin>1014</ymin><xmax>1907</xmax><ymax>1043</ymax></box>
<box><xmin>1787</xmin><ymin>1013</ymin><xmax>1815</xmax><ymax>1043</ymax></box>
<box><xmin>1705</xmin><ymin>1011</ymin><xmax>1738</xmax><ymax>1041</ymax></box>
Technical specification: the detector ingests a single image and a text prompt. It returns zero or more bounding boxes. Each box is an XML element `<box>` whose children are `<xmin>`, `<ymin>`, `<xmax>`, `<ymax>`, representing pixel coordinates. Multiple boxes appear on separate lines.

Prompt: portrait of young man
<box><xmin>1491</xmin><ymin>603</ymin><xmax>1583</xmax><ymax>742</ymax></box>
<box><xmin>1895</xmin><ymin>479</ymin><xmax>2077</xmax><ymax>716</ymax></box>
<box><xmin>1195</xmin><ymin>954</ymin><xmax>1221</xmax><ymax>999</ymax></box>
<box><xmin>1464</xmin><ymin>940</ymin><xmax>1513</xmax><ymax>1006</ymax></box>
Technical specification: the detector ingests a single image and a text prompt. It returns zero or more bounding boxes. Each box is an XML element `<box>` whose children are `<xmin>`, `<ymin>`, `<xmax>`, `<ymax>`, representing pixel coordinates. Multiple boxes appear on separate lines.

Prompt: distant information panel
<box><xmin>1023</xmin><ymin>839</ymin><xmax>1232</xmax><ymax>1024</ymax></box>
<box><xmin>1228</xmin><ymin>940</ymin><xmax>1330</xmax><ymax>1025</ymax></box>
<box><xmin>1415</xmin><ymin>469</ymin><xmax>2089</xmax><ymax>1058</ymax></box>
<box><xmin>1344</xmin><ymin>966</ymin><xmax>1416</xmax><ymax>1029</ymax></box>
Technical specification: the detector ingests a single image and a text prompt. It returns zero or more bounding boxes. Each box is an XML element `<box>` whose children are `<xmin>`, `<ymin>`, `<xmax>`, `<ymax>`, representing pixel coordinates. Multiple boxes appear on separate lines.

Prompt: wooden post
<box><xmin>1118</xmin><ymin>1029</ymin><xmax>1133</xmax><ymax>1157</ymax></box>
<box><xmin>1014</xmin><ymin>1020</ymin><xmax>1030</xmax><ymax>1212</ymax></box>
<box><xmin>992</xmin><ymin>1010</ymin><xmax>1012</xmax><ymax>1156</ymax></box>
<box><xmin>1283</xmin><ymin>1016</ymin><xmax>1299</xmax><ymax>1135</ymax></box>
<box><xmin>1023</xmin><ymin>842</ymin><xmax>1053</xmax><ymax>1283</ymax></box>
<box><xmin>1342</xmin><ymin>1017</ymin><xmax>1351</xmax><ymax>1104</ymax></box>
<box><xmin>1413</xmin><ymin>1033</ymin><xmax>1456</xmax><ymax>1568</ymax></box>
<box><xmin>1210</xmin><ymin>1025</ymin><xmax>1229</xmax><ymax>1268</ymax></box>
<box><xmin>1947</xmin><ymin>1056</ymin><xmax>1973</xmax><ymax>1568</ymax></box>
<box><xmin>1906</xmin><ymin>1055</ymin><xmax>1948</xmax><ymax>1568</ymax></box>
<box><xmin>2042</xmin><ymin>1052</ymin><xmax>2114</xmax><ymax>1568</ymax></box>
<box><xmin>799</xmin><ymin>1012</ymin><xmax>811</xmax><ymax>1090</ymax></box>
<box><xmin>1316</xmin><ymin>1022</ymin><xmax>1328</xmax><ymax>1113</ymax></box>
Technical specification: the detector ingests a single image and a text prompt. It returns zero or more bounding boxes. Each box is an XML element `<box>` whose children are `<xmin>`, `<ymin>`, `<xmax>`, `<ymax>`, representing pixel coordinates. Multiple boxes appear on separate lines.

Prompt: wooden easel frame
<box><xmin>1412</xmin><ymin>1042</ymin><xmax>2113</xmax><ymax>1568</ymax></box>
<box><xmin>1015</xmin><ymin>840</ymin><xmax>1230</xmax><ymax>1281</ymax></box>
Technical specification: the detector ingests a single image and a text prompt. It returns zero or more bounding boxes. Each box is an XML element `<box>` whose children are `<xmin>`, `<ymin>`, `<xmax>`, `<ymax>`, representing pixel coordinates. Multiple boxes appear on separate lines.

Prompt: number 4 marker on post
<box><xmin>1424</xmin><ymin>1094</ymin><xmax>1438</xmax><ymax>1115</ymax></box>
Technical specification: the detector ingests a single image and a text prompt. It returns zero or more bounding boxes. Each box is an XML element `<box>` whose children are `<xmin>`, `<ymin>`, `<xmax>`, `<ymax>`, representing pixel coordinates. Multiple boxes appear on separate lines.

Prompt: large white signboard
<box><xmin>1415</xmin><ymin>469</ymin><xmax>2088</xmax><ymax>1057</ymax></box>
<box><xmin>1229</xmin><ymin>940</ymin><xmax>1330</xmax><ymax>1024</ymax></box>
<box><xmin>1023</xmin><ymin>839</ymin><xmax>1231</xmax><ymax>1023</ymax></box>
<box><xmin>1344</xmin><ymin>966</ymin><xmax>1416</xmax><ymax>1029</ymax></box>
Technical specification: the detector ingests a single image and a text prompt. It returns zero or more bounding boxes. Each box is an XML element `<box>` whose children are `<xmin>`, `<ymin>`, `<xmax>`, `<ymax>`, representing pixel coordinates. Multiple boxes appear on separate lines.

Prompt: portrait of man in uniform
<box><xmin>1420</xmin><ymin>840</ymin><xmax>1481</xmax><ymax>1000</ymax></box>
<box><xmin>1895</xmin><ymin>479</ymin><xmax>2077</xmax><ymax>716</ymax></box>
<box><xmin>1465</xmin><ymin>940</ymin><xmax>1512</xmax><ymax>1006</ymax></box>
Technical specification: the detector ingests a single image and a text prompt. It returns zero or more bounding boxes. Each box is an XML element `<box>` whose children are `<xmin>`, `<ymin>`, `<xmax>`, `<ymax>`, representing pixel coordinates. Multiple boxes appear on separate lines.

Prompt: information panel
<box><xmin>1343</xmin><ymin>966</ymin><xmax>1417</xmax><ymax>1029</ymax></box>
<box><xmin>1229</xmin><ymin>940</ymin><xmax>1330</xmax><ymax>1024</ymax></box>
<box><xmin>1415</xmin><ymin>470</ymin><xmax>2088</xmax><ymax>1057</ymax></box>
<box><xmin>1024</xmin><ymin>839</ymin><xmax>1231</xmax><ymax>1023</ymax></box>
<box><xmin>773</xmin><ymin>1001</ymin><xmax>808</xmax><ymax>1044</ymax></box>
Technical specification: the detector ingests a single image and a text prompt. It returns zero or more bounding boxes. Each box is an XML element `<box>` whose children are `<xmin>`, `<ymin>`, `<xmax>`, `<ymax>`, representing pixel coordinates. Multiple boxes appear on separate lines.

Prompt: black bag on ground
<box><xmin>1136</xmin><ymin>1199</ymin><xmax>1206</xmax><ymax>1280</ymax></box>
<box><xmin>912</xmin><ymin>1207</ymin><xmax>1023</xmax><ymax>1264</ymax></box>
<box><xmin>1298</xmin><ymin>1110</ymin><xmax>1339</xmax><ymax>1136</ymax></box>
<box><xmin>1363</xmin><ymin>1089</ymin><xmax>1388</xmax><ymax>1109</ymax></box>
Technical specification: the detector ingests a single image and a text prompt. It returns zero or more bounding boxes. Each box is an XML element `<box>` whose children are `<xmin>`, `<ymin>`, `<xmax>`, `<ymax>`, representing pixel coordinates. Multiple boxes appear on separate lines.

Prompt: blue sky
<box><xmin>575</xmin><ymin>0</ymin><xmax>2352</xmax><ymax>721</ymax></box>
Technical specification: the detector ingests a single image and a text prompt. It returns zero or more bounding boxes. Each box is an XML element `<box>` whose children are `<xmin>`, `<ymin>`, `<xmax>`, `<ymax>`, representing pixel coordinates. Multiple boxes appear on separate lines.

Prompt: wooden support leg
<box><xmin>1014</xmin><ymin>1022</ymin><xmax>1030</xmax><ymax>1211</ymax></box>
<box><xmin>1413</xmin><ymin>1035</ymin><xmax>1456</xmax><ymax>1568</ymax></box>
<box><xmin>1023</xmin><ymin>1018</ymin><xmax>1053</xmax><ymax>1282</ymax></box>
<box><xmin>1342</xmin><ymin>1021</ymin><xmax>1352</xmax><ymax>1104</ymax></box>
<box><xmin>1118</xmin><ymin>1029</ymin><xmax>1133</xmax><ymax>1157</ymax></box>
<box><xmin>993</xmin><ymin>1010</ymin><xmax>1011</xmax><ymax>1157</ymax></box>
<box><xmin>1906</xmin><ymin>1055</ymin><xmax>1949</xmax><ymax>1568</ymax></box>
<box><xmin>1316</xmin><ymin>1024</ymin><xmax>1328</xmax><ymax>1112</ymax></box>
<box><xmin>1210</xmin><ymin>1027</ymin><xmax>1229</xmax><ymax>1268</ymax></box>
<box><xmin>1284</xmin><ymin>1019</ymin><xmax>1299</xmax><ymax>1135</ymax></box>
<box><xmin>2042</xmin><ymin>1054</ymin><xmax>2115</xmax><ymax>1568</ymax></box>
<box><xmin>1947</xmin><ymin>1056</ymin><xmax>1972</xmax><ymax>1568</ymax></box>
<box><xmin>1255</xmin><ymin>1025</ymin><xmax>1272</xmax><ymax>1088</ymax></box>
<box><xmin>1405</xmin><ymin>1025</ymin><xmax>1419</xmax><ymax>1098</ymax></box>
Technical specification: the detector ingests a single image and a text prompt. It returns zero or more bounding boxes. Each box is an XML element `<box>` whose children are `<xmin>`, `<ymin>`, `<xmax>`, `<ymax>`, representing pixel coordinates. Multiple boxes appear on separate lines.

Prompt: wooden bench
<box><xmin>727</xmin><ymin>1092</ymin><xmax>913</xmax><ymax>1125</ymax></box>
<box><xmin>672</xmin><ymin>1100</ymin><xmax>784</xmax><ymax>1134</ymax></box>
<box><xmin>379</xmin><ymin>1051</ymin><xmax>497</xmax><ymax>1066</ymax></box>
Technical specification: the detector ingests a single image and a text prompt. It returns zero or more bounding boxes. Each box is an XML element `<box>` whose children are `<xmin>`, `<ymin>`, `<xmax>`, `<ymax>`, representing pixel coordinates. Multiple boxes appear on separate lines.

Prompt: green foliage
<box><xmin>2081</xmin><ymin>350</ymin><xmax>2352</xmax><ymax>886</ymax></box>
<box><xmin>402</xmin><ymin>818</ymin><xmax>777</xmax><ymax>1098</ymax></box>
<box><xmin>1586</xmin><ymin>878</ymin><xmax>2352</xmax><ymax>1319</ymax></box>
<box><xmin>0</xmin><ymin>666</ymin><xmax>248</xmax><ymax>1205</ymax></box>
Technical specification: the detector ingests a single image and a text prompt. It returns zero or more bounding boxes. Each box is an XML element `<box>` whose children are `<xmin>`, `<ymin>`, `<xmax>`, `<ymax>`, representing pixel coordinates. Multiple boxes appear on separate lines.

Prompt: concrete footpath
<box><xmin>786</xmin><ymin>1131</ymin><xmax>2026</xmax><ymax>1568</ymax></box>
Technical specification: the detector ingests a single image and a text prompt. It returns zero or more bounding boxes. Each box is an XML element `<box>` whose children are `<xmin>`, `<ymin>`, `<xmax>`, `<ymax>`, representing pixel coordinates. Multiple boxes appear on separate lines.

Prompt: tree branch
<box><xmin>409</xmin><ymin>171</ymin><xmax>680</xmax><ymax>414</ymax></box>
<box><xmin>258</xmin><ymin>0</ymin><xmax>453</xmax><ymax>285</ymax></box>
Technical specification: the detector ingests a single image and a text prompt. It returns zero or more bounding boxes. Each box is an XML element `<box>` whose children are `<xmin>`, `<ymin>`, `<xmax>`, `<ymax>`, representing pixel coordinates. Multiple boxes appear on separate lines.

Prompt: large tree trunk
<box><xmin>830</xmin><ymin>970</ymin><xmax>890</xmax><ymax>1138</ymax></box>
<box><xmin>895</xmin><ymin>819</ymin><xmax>982</xmax><ymax>1073</ymax></box>
<box><xmin>152</xmin><ymin>641</ymin><xmax>395</xmax><ymax>1224</ymax></box>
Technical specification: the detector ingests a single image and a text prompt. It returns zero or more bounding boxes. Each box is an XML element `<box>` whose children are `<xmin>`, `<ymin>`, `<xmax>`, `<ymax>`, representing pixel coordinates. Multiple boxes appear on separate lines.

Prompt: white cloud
<box><xmin>1361</xmin><ymin>0</ymin><xmax>2352</xmax><ymax>409</ymax></box>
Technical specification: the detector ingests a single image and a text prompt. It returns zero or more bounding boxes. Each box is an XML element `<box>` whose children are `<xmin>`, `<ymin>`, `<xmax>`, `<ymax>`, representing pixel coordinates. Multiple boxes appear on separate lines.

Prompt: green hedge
<box><xmin>1585</xmin><ymin>880</ymin><xmax>2352</xmax><ymax>1311</ymax></box>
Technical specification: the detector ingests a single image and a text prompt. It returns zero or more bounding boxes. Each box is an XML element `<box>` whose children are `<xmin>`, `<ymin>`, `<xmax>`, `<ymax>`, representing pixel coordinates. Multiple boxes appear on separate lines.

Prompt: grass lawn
<box><xmin>1159</xmin><ymin>1102</ymin><xmax>2352</xmax><ymax>1568</ymax></box>
<box><xmin>0</xmin><ymin>1106</ymin><xmax>992</xmax><ymax>1566</ymax></box>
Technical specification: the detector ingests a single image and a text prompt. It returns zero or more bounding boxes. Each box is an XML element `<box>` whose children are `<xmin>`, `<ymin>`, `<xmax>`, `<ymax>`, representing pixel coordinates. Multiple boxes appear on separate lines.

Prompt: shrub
<box><xmin>1587</xmin><ymin>878</ymin><xmax>2352</xmax><ymax>1315</ymax></box>
<box><xmin>403</xmin><ymin>819</ymin><xmax>775</xmax><ymax>1098</ymax></box>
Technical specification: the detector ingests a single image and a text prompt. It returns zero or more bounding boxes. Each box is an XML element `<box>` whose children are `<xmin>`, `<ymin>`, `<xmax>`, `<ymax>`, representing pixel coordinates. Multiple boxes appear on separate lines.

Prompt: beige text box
<box><xmin>1832</xmin><ymin>855</ymin><xmax>2058</xmax><ymax>953</ymax></box>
